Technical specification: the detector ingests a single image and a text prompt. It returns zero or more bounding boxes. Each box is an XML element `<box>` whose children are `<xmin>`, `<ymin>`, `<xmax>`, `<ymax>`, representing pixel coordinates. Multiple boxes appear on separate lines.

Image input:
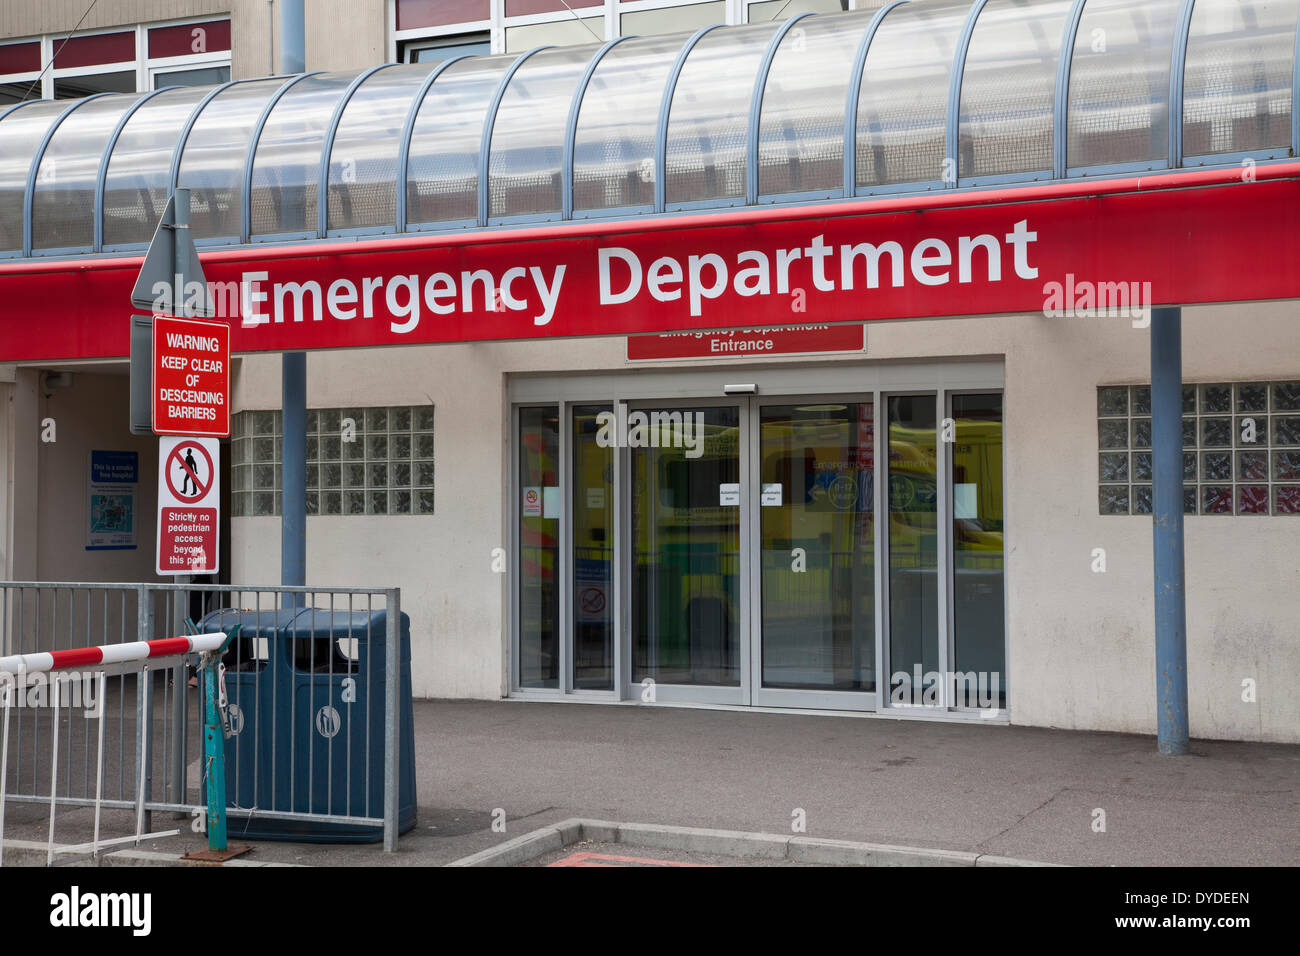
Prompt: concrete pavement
<box><xmin>3</xmin><ymin>698</ymin><xmax>1297</xmax><ymax>866</ymax></box>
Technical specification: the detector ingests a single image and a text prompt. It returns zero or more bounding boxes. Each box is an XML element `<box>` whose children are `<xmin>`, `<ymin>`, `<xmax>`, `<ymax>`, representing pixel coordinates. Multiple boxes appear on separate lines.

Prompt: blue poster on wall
<box><xmin>87</xmin><ymin>450</ymin><xmax>138</xmax><ymax>551</ymax></box>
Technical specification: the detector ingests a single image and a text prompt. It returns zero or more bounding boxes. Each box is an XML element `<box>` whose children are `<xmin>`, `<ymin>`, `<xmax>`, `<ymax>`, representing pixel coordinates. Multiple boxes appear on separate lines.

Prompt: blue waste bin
<box><xmin>199</xmin><ymin>606</ymin><xmax>417</xmax><ymax>843</ymax></box>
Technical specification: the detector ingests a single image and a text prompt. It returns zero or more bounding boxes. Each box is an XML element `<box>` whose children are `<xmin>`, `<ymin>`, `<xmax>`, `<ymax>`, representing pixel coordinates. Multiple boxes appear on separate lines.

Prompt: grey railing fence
<box><xmin>0</xmin><ymin>582</ymin><xmax>403</xmax><ymax>855</ymax></box>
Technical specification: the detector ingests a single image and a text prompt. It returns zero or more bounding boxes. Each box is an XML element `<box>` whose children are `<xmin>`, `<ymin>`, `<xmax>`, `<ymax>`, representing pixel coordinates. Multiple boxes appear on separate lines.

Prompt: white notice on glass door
<box><xmin>954</xmin><ymin>483</ymin><xmax>978</xmax><ymax>520</ymax></box>
<box><xmin>761</xmin><ymin>483</ymin><xmax>783</xmax><ymax>506</ymax></box>
<box><xmin>719</xmin><ymin>483</ymin><xmax>740</xmax><ymax>506</ymax></box>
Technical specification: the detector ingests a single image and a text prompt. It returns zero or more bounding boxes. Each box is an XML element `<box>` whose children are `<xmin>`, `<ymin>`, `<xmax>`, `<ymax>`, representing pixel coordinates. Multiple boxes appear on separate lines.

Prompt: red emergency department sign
<box><xmin>4</xmin><ymin>165</ymin><xmax>1300</xmax><ymax>363</ymax></box>
<box><xmin>152</xmin><ymin>315</ymin><xmax>230</xmax><ymax>437</ymax></box>
<box><xmin>156</xmin><ymin>436</ymin><xmax>219</xmax><ymax>575</ymax></box>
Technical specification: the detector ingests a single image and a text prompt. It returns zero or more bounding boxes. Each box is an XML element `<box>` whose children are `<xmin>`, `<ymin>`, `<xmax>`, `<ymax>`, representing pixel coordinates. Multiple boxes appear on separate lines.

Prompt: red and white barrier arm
<box><xmin>0</xmin><ymin>634</ymin><xmax>227</xmax><ymax>675</ymax></box>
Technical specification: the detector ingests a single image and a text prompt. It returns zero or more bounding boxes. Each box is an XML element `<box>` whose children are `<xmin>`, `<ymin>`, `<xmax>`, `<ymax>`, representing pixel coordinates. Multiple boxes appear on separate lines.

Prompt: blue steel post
<box><xmin>282</xmin><ymin>354</ymin><xmax>307</xmax><ymax>606</ymax></box>
<box><xmin>279</xmin><ymin>0</ymin><xmax>306</xmax><ymax>74</ymax></box>
<box><xmin>281</xmin><ymin>0</ymin><xmax>307</xmax><ymax>603</ymax></box>
<box><xmin>1151</xmin><ymin>306</ymin><xmax>1189</xmax><ymax>754</ymax></box>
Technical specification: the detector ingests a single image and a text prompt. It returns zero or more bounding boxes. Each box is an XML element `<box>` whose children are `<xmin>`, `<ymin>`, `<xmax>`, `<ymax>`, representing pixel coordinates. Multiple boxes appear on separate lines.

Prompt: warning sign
<box><xmin>156</xmin><ymin>436</ymin><xmax>219</xmax><ymax>575</ymax></box>
<box><xmin>152</xmin><ymin>315</ymin><xmax>230</xmax><ymax>437</ymax></box>
<box><xmin>522</xmin><ymin>487</ymin><xmax>542</xmax><ymax>517</ymax></box>
<box><xmin>575</xmin><ymin>557</ymin><xmax>610</xmax><ymax>621</ymax></box>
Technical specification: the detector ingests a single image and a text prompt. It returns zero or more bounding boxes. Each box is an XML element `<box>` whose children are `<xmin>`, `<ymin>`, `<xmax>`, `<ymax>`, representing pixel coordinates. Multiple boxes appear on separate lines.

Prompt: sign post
<box><xmin>129</xmin><ymin>188</ymin><xmax>214</xmax><ymax>436</ymax></box>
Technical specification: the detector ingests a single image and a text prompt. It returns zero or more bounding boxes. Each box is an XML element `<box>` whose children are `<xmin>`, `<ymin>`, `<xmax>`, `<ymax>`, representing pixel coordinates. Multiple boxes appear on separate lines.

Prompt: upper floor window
<box><xmin>402</xmin><ymin>34</ymin><xmax>493</xmax><ymax>64</ymax></box>
<box><xmin>0</xmin><ymin>17</ymin><xmax>231</xmax><ymax>104</ymax></box>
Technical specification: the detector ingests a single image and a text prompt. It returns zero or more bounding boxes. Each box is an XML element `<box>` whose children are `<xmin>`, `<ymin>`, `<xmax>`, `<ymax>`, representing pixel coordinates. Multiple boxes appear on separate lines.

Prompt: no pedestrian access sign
<box><xmin>156</xmin><ymin>436</ymin><xmax>220</xmax><ymax>575</ymax></box>
<box><xmin>152</xmin><ymin>314</ymin><xmax>230</xmax><ymax>437</ymax></box>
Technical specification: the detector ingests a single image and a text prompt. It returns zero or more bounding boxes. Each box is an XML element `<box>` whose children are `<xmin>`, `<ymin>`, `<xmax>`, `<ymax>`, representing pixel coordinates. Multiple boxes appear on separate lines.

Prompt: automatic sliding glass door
<box><xmin>878</xmin><ymin>392</ymin><xmax>1006</xmax><ymax>715</ymax></box>
<box><xmin>752</xmin><ymin>399</ymin><xmax>876</xmax><ymax>709</ymax></box>
<box><xmin>514</xmin><ymin>378</ymin><xmax>1004</xmax><ymax>715</ymax></box>
<box><xmin>572</xmin><ymin>405</ymin><xmax>614</xmax><ymax>690</ymax></box>
<box><xmin>629</xmin><ymin>404</ymin><xmax>744</xmax><ymax>700</ymax></box>
<box><xmin>884</xmin><ymin>395</ymin><xmax>940</xmax><ymax>709</ymax></box>
<box><xmin>949</xmin><ymin>393</ymin><xmax>1006</xmax><ymax>710</ymax></box>
<box><xmin>517</xmin><ymin>406</ymin><xmax>560</xmax><ymax>689</ymax></box>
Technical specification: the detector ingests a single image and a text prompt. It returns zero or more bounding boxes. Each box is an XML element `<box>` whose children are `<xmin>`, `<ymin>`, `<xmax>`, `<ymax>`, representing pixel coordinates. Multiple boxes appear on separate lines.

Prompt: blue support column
<box><xmin>280</xmin><ymin>0</ymin><xmax>307</xmax><ymax>607</ymax></box>
<box><xmin>279</xmin><ymin>0</ymin><xmax>306</xmax><ymax>75</ymax></box>
<box><xmin>1150</xmin><ymin>306</ymin><xmax>1189</xmax><ymax>754</ymax></box>
<box><xmin>281</xmin><ymin>353</ymin><xmax>307</xmax><ymax>606</ymax></box>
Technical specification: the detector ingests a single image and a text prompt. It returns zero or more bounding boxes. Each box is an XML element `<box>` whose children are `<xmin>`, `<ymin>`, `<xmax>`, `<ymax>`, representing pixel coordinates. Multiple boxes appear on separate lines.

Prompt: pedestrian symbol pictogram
<box><xmin>165</xmin><ymin>442</ymin><xmax>215</xmax><ymax>504</ymax></box>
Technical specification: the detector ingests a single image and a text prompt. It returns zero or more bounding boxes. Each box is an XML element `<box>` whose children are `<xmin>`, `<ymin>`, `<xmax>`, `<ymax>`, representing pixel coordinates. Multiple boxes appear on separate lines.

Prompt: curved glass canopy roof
<box><xmin>2</xmin><ymin>0</ymin><xmax>1298</xmax><ymax>259</ymax></box>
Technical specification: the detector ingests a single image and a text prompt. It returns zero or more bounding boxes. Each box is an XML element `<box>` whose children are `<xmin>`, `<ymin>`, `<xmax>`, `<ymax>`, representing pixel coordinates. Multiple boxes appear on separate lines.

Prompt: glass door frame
<box><xmin>620</xmin><ymin>397</ymin><xmax>750</xmax><ymax>707</ymax></box>
<box><xmin>943</xmin><ymin>388</ymin><xmax>1009</xmax><ymax>717</ymax></box>
<box><xmin>506</xmin><ymin>361</ymin><xmax>1007</xmax><ymax>718</ymax></box>
<box><xmin>508</xmin><ymin>401</ymin><xmax>576</xmax><ymax>698</ymax></box>
<box><xmin>747</xmin><ymin>392</ymin><xmax>883</xmax><ymax>712</ymax></box>
<box><xmin>877</xmin><ymin>389</ymin><xmax>950</xmax><ymax>714</ymax></box>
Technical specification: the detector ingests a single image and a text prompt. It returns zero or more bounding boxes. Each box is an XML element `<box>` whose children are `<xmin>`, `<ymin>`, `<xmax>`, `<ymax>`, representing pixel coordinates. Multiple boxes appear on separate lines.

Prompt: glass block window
<box><xmin>231</xmin><ymin>406</ymin><xmax>435</xmax><ymax>517</ymax></box>
<box><xmin>1098</xmin><ymin>382</ymin><xmax>1300</xmax><ymax>515</ymax></box>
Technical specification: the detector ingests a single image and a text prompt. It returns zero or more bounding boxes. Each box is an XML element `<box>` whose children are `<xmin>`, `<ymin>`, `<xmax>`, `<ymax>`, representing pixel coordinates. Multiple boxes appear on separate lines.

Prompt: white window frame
<box><xmin>390</xmin><ymin>0</ymin><xmax>496</xmax><ymax>53</ymax></box>
<box><xmin>46</xmin><ymin>23</ymin><xmax>138</xmax><ymax>100</ymax></box>
<box><xmin>0</xmin><ymin>62</ymin><xmax>43</xmax><ymax>103</ymax></box>
<box><xmin>400</xmin><ymin>32</ymin><xmax>494</xmax><ymax>64</ymax></box>
<box><xmin>143</xmin><ymin>15</ymin><xmax>232</xmax><ymax>90</ymax></box>
<box><xmin>0</xmin><ymin>15</ymin><xmax>231</xmax><ymax>101</ymax></box>
<box><xmin>743</xmin><ymin>0</ymin><xmax>859</xmax><ymax>24</ymax></box>
<box><xmin>617</xmin><ymin>0</ymin><xmax>735</xmax><ymax>35</ymax></box>
<box><xmin>146</xmin><ymin>54</ymin><xmax>233</xmax><ymax>91</ymax></box>
<box><xmin>388</xmin><ymin>0</ymin><xmax>749</xmax><ymax>56</ymax></box>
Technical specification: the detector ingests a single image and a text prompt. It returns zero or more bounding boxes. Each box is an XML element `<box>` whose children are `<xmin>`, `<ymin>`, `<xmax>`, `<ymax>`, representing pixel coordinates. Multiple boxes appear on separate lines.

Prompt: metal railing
<box><xmin>1</xmin><ymin>633</ymin><xmax>227</xmax><ymax>865</ymax></box>
<box><xmin>0</xmin><ymin>582</ymin><xmax>404</xmax><ymax>855</ymax></box>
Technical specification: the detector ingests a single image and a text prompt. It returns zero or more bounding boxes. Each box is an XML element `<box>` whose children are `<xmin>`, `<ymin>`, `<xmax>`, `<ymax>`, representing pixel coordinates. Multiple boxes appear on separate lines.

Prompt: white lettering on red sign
<box><xmin>230</xmin><ymin>221</ymin><xmax>1039</xmax><ymax>335</ymax></box>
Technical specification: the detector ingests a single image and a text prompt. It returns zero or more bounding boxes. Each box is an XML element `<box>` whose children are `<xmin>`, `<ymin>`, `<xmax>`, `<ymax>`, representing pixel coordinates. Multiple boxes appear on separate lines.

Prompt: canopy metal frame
<box><xmin>3</xmin><ymin>0</ymin><xmax>1299</xmax><ymax>261</ymax></box>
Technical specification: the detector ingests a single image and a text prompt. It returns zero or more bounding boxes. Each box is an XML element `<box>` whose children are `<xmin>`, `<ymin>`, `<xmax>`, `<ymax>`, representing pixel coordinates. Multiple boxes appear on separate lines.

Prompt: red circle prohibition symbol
<box><xmin>166</xmin><ymin>443</ymin><xmax>214</xmax><ymax>504</ymax></box>
<box><xmin>580</xmin><ymin>588</ymin><xmax>605</xmax><ymax>614</ymax></box>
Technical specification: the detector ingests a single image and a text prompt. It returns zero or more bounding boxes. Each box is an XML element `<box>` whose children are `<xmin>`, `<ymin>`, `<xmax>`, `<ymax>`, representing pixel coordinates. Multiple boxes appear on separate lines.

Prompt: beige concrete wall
<box><xmin>6</xmin><ymin>370</ymin><xmax>40</xmax><ymax>584</ymax></box>
<box><xmin>992</xmin><ymin>301</ymin><xmax>1300</xmax><ymax>745</ymax></box>
<box><xmin>228</xmin><ymin>298</ymin><xmax>1300</xmax><ymax>743</ymax></box>
<box><xmin>0</xmin><ymin>370</ymin><xmax>159</xmax><ymax>655</ymax></box>
<box><xmin>31</xmin><ymin>372</ymin><xmax>160</xmax><ymax>585</ymax></box>
<box><xmin>304</xmin><ymin>0</ymin><xmax>386</xmax><ymax>72</ymax></box>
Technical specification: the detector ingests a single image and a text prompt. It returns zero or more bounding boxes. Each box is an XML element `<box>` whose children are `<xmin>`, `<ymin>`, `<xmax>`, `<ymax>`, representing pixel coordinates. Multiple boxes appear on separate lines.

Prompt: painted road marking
<box><xmin>548</xmin><ymin>851</ymin><xmax>711</xmax><ymax>867</ymax></box>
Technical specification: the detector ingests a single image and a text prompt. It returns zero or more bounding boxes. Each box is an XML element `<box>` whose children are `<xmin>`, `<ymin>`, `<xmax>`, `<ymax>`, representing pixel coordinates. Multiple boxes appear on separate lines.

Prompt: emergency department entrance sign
<box><xmin>156</xmin><ymin>436</ymin><xmax>220</xmax><ymax>575</ymax></box>
<box><xmin>152</xmin><ymin>315</ymin><xmax>230</xmax><ymax>437</ymax></box>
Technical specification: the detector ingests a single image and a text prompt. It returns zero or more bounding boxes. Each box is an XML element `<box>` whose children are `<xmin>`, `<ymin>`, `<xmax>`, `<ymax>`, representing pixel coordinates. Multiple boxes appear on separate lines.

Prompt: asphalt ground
<box><xmin>2</xmin><ymin>698</ymin><xmax>1297</xmax><ymax>867</ymax></box>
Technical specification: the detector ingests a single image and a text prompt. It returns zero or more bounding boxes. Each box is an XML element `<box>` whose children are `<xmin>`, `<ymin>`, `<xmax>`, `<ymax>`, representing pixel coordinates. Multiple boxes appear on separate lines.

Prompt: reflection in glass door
<box><xmin>572</xmin><ymin>405</ymin><xmax>614</xmax><ymax>690</ymax></box>
<box><xmin>950</xmin><ymin>394</ymin><xmax>1006</xmax><ymax>708</ymax></box>
<box><xmin>517</xmin><ymin>406</ymin><xmax>559</xmax><ymax>688</ymax></box>
<box><xmin>512</xmin><ymin>375</ymin><xmax>1005</xmax><ymax>716</ymax></box>
<box><xmin>886</xmin><ymin>395</ymin><xmax>939</xmax><ymax>707</ymax></box>
<box><xmin>756</xmin><ymin>402</ymin><xmax>875</xmax><ymax>700</ymax></box>
<box><xmin>631</xmin><ymin>405</ymin><xmax>741</xmax><ymax>689</ymax></box>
